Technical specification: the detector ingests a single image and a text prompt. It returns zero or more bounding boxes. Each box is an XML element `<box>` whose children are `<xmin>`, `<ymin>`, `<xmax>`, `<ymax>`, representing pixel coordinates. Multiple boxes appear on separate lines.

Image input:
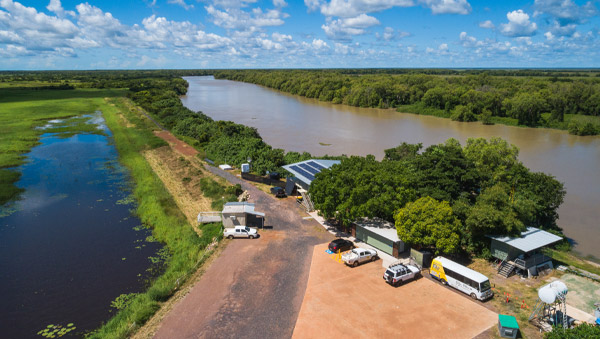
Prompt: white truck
<box><xmin>223</xmin><ymin>225</ymin><xmax>258</xmax><ymax>239</ymax></box>
<box><xmin>382</xmin><ymin>263</ymin><xmax>421</xmax><ymax>286</ymax></box>
<box><xmin>342</xmin><ymin>248</ymin><xmax>378</xmax><ymax>267</ymax></box>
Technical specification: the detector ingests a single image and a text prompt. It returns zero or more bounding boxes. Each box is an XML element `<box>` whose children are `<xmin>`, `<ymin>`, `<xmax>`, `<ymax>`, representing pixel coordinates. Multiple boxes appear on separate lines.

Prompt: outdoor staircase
<box><xmin>498</xmin><ymin>260</ymin><xmax>516</xmax><ymax>278</ymax></box>
<box><xmin>299</xmin><ymin>190</ymin><xmax>315</xmax><ymax>212</ymax></box>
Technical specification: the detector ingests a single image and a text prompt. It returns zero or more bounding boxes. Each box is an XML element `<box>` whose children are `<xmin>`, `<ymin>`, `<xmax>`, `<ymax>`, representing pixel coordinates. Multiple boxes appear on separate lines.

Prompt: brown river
<box><xmin>181</xmin><ymin>76</ymin><xmax>600</xmax><ymax>259</ymax></box>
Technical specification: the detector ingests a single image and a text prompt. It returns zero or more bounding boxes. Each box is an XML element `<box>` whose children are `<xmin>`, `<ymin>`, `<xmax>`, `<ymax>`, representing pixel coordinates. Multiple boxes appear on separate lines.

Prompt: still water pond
<box><xmin>182</xmin><ymin>76</ymin><xmax>600</xmax><ymax>259</ymax></box>
<box><xmin>0</xmin><ymin>114</ymin><xmax>162</xmax><ymax>338</ymax></box>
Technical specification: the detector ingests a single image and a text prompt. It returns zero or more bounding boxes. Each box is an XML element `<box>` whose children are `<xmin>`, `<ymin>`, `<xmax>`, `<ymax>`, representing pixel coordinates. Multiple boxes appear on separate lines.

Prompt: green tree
<box><xmin>464</xmin><ymin>183</ymin><xmax>529</xmax><ymax>248</ymax></box>
<box><xmin>383</xmin><ymin>142</ymin><xmax>422</xmax><ymax>161</ymax></box>
<box><xmin>503</xmin><ymin>92</ymin><xmax>546</xmax><ymax>126</ymax></box>
<box><xmin>310</xmin><ymin>156</ymin><xmax>415</xmax><ymax>225</ymax></box>
<box><xmin>409</xmin><ymin>139</ymin><xmax>480</xmax><ymax>202</ymax></box>
<box><xmin>394</xmin><ymin>196</ymin><xmax>461</xmax><ymax>254</ymax></box>
<box><xmin>544</xmin><ymin>322</ymin><xmax>600</xmax><ymax>339</ymax></box>
<box><xmin>463</xmin><ymin>137</ymin><xmax>520</xmax><ymax>186</ymax></box>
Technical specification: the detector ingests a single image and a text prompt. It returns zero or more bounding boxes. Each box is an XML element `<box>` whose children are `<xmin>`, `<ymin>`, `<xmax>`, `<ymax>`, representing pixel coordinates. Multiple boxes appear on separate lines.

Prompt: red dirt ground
<box><xmin>292</xmin><ymin>243</ymin><xmax>498</xmax><ymax>338</ymax></box>
<box><xmin>154</xmin><ymin>130</ymin><xmax>198</xmax><ymax>157</ymax></box>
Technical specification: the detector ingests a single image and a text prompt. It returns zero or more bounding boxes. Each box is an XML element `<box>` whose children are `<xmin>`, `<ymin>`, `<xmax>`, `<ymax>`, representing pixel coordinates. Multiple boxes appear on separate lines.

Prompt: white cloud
<box><xmin>307</xmin><ymin>0</ymin><xmax>414</xmax><ymax>18</ymax></box>
<box><xmin>322</xmin><ymin>13</ymin><xmax>379</xmax><ymax>40</ymax></box>
<box><xmin>534</xmin><ymin>0</ymin><xmax>598</xmax><ymax>24</ymax></box>
<box><xmin>205</xmin><ymin>5</ymin><xmax>286</xmax><ymax>30</ymax></box>
<box><xmin>46</xmin><ymin>0</ymin><xmax>74</xmax><ymax>18</ymax></box>
<box><xmin>500</xmin><ymin>9</ymin><xmax>537</xmax><ymax>37</ymax></box>
<box><xmin>419</xmin><ymin>0</ymin><xmax>471</xmax><ymax>15</ymax></box>
<box><xmin>544</xmin><ymin>31</ymin><xmax>554</xmax><ymax>40</ymax></box>
<box><xmin>479</xmin><ymin>20</ymin><xmax>494</xmax><ymax>29</ymax></box>
<box><xmin>272</xmin><ymin>32</ymin><xmax>292</xmax><ymax>42</ymax></box>
<box><xmin>273</xmin><ymin>0</ymin><xmax>287</xmax><ymax>7</ymax></box>
<box><xmin>376</xmin><ymin>26</ymin><xmax>409</xmax><ymax>41</ymax></box>
<box><xmin>312</xmin><ymin>38</ymin><xmax>329</xmax><ymax>50</ymax></box>
<box><xmin>168</xmin><ymin>0</ymin><xmax>194</xmax><ymax>10</ymax></box>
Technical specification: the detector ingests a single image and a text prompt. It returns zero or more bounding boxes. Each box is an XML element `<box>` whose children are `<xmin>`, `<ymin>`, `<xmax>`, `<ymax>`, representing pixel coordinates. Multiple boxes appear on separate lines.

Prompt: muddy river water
<box><xmin>181</xmin><ymin>76</ymin><xmax>600</xmax><ymax>259</ymax></box>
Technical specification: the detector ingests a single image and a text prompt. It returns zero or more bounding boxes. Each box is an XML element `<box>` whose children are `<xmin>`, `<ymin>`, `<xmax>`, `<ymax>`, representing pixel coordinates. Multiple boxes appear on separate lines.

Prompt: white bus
<box><xmin>429</xmin><ymin>256</ymin><xmax>493</xmax><ymax>301</ymax></box>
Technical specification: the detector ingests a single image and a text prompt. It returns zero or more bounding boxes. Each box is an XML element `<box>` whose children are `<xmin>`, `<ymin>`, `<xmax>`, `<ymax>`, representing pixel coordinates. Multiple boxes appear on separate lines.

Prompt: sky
<box><xmin>0</xmin><ymin>0</ymin><xmax>599</xmax><ymax>69</ymax></box>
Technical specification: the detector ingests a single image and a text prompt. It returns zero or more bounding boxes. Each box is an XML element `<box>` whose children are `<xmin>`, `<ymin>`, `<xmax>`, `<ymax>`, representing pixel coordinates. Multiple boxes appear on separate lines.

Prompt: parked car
<box><xmin>223</xmin><ymin>225</ymin><xmax>258</xmax><ymax>239</ymax></box>
<box><xmin>270</xmin><ymin>186</ymin><xmax>286</xmax><ymax>198</ymax></box>
<box><xmin>342</xmin><ymin>248</ymin><xmax>378</xmax><ymax>267</ymax></box>
<box><xmin>328</xmin><ymin>239</ymin><xmax>354</xmax><ymax>253</ymax></box>
<box><xmin>382</xmin><ymin>263</ymin><xmax>420</xmax><ymax>287</ymax></box>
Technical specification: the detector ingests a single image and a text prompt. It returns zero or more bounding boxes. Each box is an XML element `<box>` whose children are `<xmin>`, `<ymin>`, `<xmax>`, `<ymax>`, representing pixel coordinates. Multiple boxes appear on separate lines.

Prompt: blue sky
<box><xmin>0</xmin><ymin>0</ymin><xmax>599</xmax><ymax>69</ymax></box>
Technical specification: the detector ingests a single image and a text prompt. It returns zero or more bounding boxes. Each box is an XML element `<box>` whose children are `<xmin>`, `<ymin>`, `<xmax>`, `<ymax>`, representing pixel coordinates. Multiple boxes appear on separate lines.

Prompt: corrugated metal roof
<box><xmin>354</xmin><ymin>218</ymin><xmax>400</xmax><ymax>242</ymax></box>
<box><xmin>222</xmin><ymin>202</ymin><xmax>265</xmax><ymax>217</ymax></box>
<box><xmin>282</xmin><ymin>159</ymin><xmax>340</xmax><ymax>186</ymax></box>
<box><xmin>488</xmin><ymin>227</ymin><xmax>562</xmax><ymax>253</ymax></box>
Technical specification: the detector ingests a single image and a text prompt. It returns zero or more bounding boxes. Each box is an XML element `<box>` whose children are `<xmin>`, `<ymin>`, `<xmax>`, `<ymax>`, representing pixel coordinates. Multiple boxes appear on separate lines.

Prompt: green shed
<box><xmin>498</xmin><ymin>314</ymin><xmax>519</xmax><ymax>339</ymax></box>
<box><xmin>351</xmin><ymin>218</ymin><xmax>405</xmax><ymax>258</ymax></box>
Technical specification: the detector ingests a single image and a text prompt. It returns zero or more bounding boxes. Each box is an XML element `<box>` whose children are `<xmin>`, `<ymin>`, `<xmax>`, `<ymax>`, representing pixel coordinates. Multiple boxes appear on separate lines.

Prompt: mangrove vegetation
<box><xmin>213</xmin><ymin>69</ymin><xmax>600</xmax><ymax>135</ymax></box>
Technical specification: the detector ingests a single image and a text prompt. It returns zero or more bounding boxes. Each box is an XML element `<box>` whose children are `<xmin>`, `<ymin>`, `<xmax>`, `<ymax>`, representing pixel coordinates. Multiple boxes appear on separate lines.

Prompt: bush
<box><xmin>451</xmin><ymin>105</ymin><xmax>477</xmax><ymax>122</ymax></box>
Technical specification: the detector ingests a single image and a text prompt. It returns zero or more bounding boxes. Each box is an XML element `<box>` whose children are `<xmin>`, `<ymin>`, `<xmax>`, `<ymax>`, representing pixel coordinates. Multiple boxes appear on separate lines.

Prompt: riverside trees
<box><xmin>310</xmin><ymin>137</ymin><xmax>565</xmax><ymax>256</ymax></box>
<box><xmin>215</xmin><ymin>69</ymin><xmax>600</xmax><ymax>135</ymax></box>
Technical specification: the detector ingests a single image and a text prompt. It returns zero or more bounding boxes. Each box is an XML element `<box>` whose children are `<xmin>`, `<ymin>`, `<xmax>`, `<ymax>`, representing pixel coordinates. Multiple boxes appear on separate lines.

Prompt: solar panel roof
<box><xmin>290</xmin><ymin>165</ymin><xmax>315</xmax><ymax>181</ymax></box>
<box><xmin>308</xmin><ymin>161</ymin><xmax>326</xmax><ymax>170</ymax></box>
<box><xmin>299</xmin><ymin>163</ymin><xmax>320</xmax><ymax>175</ymax></box>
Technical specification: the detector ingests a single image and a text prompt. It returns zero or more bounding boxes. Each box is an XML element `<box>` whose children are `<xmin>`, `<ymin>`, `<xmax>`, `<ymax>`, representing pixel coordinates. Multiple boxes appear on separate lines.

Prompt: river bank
<box><xmin>181</xmin><ymin>75</ymin><xmax>600</xmax><ymax>261</ymax></box>
<box><xmin>0</xmin><ymin>91</ymin><xmax>166</xmax><ymax>337</ymax></box>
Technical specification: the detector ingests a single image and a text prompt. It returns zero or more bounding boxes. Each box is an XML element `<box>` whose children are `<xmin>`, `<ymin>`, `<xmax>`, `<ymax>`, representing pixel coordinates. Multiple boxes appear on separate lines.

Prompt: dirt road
<box><xmin>154</xmin><ymin>166</ymin><xmax>330</xmax><ymax>338</ymax></box>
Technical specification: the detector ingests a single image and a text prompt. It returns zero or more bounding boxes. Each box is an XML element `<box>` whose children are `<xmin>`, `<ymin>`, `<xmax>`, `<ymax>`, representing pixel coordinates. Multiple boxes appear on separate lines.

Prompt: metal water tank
<box><xmin>538</xmin><ymin>281</ymin><xmax>568</xmax><ymax>304</ymax></box>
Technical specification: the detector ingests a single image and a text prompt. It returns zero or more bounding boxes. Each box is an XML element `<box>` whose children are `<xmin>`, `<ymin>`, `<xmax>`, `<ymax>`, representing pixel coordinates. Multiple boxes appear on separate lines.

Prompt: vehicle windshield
<box><xmin>385</xmin><ymin>269</ymin><xmax>394</xmax><ymax>276</ymax></box>
<box><xmin>480</xmin><ymin>280</ymin><xmax>491</xmax><ymax>292</ymax></box>
<box><xmin>245</xmin><ymin>226</ymin><xmax>251</xmax><ymax>232</ymax></box>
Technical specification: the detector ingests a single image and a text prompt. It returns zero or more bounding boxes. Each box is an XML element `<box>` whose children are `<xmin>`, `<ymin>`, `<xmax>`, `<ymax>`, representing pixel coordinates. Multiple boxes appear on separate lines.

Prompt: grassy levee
<box><xmin>0</xmin><ymin>88</ymin><xmax>126</xmax><ymax>205</ymax></box>
<box><xmin>89</xmin><ymin>98</ymin><xmax>222</xmax><ymax>338</ymax></box>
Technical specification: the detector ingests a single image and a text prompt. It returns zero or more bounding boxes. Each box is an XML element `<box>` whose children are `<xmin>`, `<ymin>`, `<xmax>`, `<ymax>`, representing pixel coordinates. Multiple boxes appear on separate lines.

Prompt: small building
<box><xmin>221</xmin><ymin>202</ymin><xmax>265</xmax><ymax>228</ymax></box>
<box><xmin>282</xmin><ymin>159</ymin><xmax>341</xmax><ymax>211</ymax></box>
<box><xmin>351</xmin><ymin>218</ymin><xmax>406</xmax><ymax>258</ymax></box>
<box><xmin>498</xmin><ymin>314</ymin><xmax>519</xmax><ymax>339</ymax></box>
<box><xmin>488</xmin><ymin>227</ymin><xmax>562</xmax><ymax>277</ymax></box>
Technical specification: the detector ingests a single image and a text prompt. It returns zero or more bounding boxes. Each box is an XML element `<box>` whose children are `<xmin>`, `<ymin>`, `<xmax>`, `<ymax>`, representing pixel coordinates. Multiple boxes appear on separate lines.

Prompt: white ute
<box><xmin>342</xmin><ymin>248</ymin><xmax>378</xmax><ymax>267</ymax></box>
<box><xmin>223</xmin><ymin>225</ymin><xmax>258</xmax><ymax>239</ymax></box>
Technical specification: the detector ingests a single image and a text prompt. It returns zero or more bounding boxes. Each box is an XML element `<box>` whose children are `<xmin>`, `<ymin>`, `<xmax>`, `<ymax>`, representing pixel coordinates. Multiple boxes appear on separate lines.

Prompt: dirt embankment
<box><xmin>143</xmin><ymin>146</ymin><xmax>213</xmax><ymax>228</ymax></box>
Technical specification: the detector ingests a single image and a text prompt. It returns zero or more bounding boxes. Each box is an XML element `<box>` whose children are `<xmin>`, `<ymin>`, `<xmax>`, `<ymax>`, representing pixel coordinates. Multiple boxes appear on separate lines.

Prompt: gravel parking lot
<box><xmin>292</xmin><ymin>243</ymin><xmax>498</xmax><ymax>338</ymax></box>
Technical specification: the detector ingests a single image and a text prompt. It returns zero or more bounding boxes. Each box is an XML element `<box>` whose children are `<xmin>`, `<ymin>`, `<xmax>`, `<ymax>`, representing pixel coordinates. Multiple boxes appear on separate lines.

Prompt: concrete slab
<box><xmin>292</xmin><ymin>243</ymin><xmax>498</xmax><ymax>339</ymax></box>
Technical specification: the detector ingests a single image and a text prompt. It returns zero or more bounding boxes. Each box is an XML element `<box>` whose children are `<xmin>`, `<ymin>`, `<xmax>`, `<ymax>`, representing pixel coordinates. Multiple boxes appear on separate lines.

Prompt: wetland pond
<box><xmin>0</xmin><ymin>113</ymin><xmax>163</xmax><ymax>338</ymax></box>
<box><xmin>182</xmin><ymin>76</ymin><xmax>600</xmax><ymax>260</ymax></box>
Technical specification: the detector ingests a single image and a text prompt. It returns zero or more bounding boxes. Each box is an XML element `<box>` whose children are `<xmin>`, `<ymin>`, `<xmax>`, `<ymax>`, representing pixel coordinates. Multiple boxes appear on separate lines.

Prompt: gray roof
<box><xmin>282</xmin><ymin>159</ymin><xmax>341</xmax><ymax>186</ymax></box>
<box><xmin>354</xmin><ymin>218</ymin><xmax>400</xmax><ymax>242</ymax></box>
<box><xmin>222</xmin><ymin>202</ymin><xmax>265</xmax><ymax>217</ymax></box>
<box><xmin>487</xmin><ymin>227</ymin><xmax>562</xmax><ymax>253</ymax></box>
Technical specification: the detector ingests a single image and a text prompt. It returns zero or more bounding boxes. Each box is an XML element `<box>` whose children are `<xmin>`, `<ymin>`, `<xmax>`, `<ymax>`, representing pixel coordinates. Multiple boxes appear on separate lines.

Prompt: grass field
<box><xmin>0</xmin><ymin>88</ymin><xmax>227</xmax><ymax>338</ymax></box>
<box><xmin>0</xmin><ymin>88</ymin><xmax>126</xmax><ymax>205</ymax></box>
<box><xmin>88</xmin><ymin>97</ymin><xmax>223</xmax><ymax>338</ymax></box>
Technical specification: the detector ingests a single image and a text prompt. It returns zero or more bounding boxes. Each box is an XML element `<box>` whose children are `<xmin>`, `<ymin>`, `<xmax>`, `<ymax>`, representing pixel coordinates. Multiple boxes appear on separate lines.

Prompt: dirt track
<box><xmin>153</xmin><ymin>167</ymin><xmax>331</xmax><ymax>338</ymax></box>
<box><xmin>293</xmin><ymin>243</ymin><xmax>498</xmax><ymax>338</ymax></box>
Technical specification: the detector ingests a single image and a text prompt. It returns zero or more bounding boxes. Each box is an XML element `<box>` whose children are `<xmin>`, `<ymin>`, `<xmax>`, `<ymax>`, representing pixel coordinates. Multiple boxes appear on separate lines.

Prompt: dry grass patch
<box><xmin>143</xmin><ymin>147</ymin><xmax>214</xmax><ymax>230</ymax></box>
<box><xmin>468</xmin><ymin>258</ymin><xmax>565</xmax><ymax>338</ymax></box>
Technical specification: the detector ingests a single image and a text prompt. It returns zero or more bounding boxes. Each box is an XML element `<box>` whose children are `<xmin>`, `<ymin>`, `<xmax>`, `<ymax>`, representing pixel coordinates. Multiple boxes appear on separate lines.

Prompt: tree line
<box><xmin>310</xmin><ymin>138</ymin><xmax>566</xmax><ymax>256</ymax></box>
<box><xmin>214</xmin><ymin>69</ymin><xmax>600</xmax><ymax>135</ymax></box>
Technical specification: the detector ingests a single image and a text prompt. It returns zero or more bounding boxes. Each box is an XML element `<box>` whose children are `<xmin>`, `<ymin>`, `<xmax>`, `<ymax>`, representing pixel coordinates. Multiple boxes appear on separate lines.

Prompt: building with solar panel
<box><xmin>282</xmin><ymin>159</ymin><xmax>340</xmax><ymax>211</ymax></box>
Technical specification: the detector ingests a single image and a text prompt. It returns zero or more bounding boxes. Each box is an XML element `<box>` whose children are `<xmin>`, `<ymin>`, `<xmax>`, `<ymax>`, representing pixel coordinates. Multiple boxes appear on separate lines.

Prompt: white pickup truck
<box><xmin>342</xmin><ymin>248</ymin><xmax>378</xmax><ymax>267</ymax></box>
<box><xmin>223</xmin><ymin>226</ymin><xmax>258</xmax><ymax>239</ymax></box>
